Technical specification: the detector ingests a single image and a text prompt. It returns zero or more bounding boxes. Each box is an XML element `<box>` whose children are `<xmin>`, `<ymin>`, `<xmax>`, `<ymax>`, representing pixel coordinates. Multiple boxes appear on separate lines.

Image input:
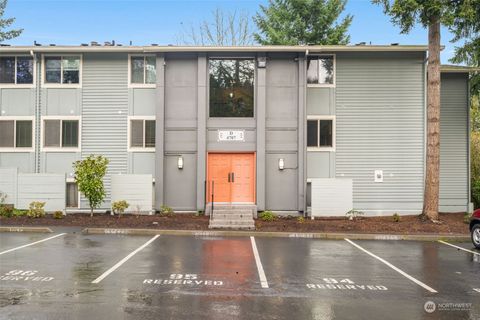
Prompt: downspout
<box><xmin>32</xmin><ymin>50</ymin><xmax>41</xmax><ymax>174</ymax></box>
<box><xmin>467</xmin><ymin>75</ymin><xmax>472</xmax><ymax>213</ymax></box>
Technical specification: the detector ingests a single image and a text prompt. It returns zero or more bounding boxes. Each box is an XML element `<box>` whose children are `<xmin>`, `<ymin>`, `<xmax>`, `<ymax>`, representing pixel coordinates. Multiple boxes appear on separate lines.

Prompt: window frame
<box><xmin>127</xmin><ymin>116</ymin><xmax>156</xmax><ymax>152</ymax></box>
<box><xmin>306</xmin><ymin>115</ymin><xmax>336</xmax><ymax>152</ymax></box>
<box><xmin>40</xmin><ymin>116</ymin><xmax>81</xmax><ymax>152</ymax></box>
<box><xmin>128</xmin><ymin>54</ymin><xmax>157</xmax><ymax>88</ymax></box>
<box><xmin>306</xmin><ymin>54</ymin><xmax>336</xmax><ymax>88</ymax></box>
<box><xmin>0</xmin><ymin>55</ymin><xmax>36</xmax><ymax>88</ymax></box>
<box><xmin>0</xmin><ymin>116</ymin><xmax>35</xmax><ymax>152</ymax></box>
<box><xmin>207</xmin><ymin>57</ymin><xmax>256</xmax><ymax>119</ymax></box>
<box><xmin>66</xmin><ymin>178</ymin><xmax>80</xmax><ymax>209</ymax></box>
<box><xmin>41</xmin><ymin>54</ymin><xmax>82</xmax><ymax>88</ymax></box>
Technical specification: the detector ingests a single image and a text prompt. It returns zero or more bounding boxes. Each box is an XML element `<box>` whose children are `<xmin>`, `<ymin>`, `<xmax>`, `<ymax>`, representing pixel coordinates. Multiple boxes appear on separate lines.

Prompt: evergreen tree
<box><xmin>254</xmin><ymin>0</ymin><xmax>352</xmax><ymax>45</ymax></box>
<box><xmin>0</xmin><ymin>0</ymin><xmax>22</xmax><ymax>42</ymax></box>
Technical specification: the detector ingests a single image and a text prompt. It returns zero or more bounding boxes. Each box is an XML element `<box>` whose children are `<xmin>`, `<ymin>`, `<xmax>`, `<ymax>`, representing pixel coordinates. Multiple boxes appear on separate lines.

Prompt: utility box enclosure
<box><xmin>111</xmin><ymin>174</ymin><xmax>153</xmax><ymax>213</ymax></box>
<box><xmin>311</xmin><ymin>178</ymin><xmax>353</xmax><ymax>217</ymax></box>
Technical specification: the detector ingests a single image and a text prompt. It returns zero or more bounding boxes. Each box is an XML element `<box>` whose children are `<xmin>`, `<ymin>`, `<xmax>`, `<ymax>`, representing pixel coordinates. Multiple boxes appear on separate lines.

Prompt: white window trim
<box><xmin>307</xmin><ymin>54</ymin><xmax>336</xmax><ymax>88</ymax></box>
<box><xmin>0</xmin><ymin>116</ymin><xmax>35</xmax><ymax>152</ymax></box>
<box><xmin>128</xmin><ymin>54</ymin><xmax>157</xmax><ymax>88</ymax></box>
<box><xmin>307</xmin><ymin>115</ymin><xmax>336</xmax><ymax>152</ymax></box>
<box><xmin>127</xmin><ymin>116</ymin><xmax>156</xmax><ymax>152</ymax></box>
<box><xmin>41</xmin><ymin>54</ymin><xmax>82</xmax><ymax>88</ymax></box>
<box><xmin>40</xmin><ymin>116</ymin><xmax>81</xmax><ymax>152</ymax></box>
<box><xmin>66</xmin><ymin>178</ymin><xmax>80</xmax><ymax>209</ymax></box>
<box><xmin>0</xmin><ymin>55</ymin><xmax>36</xmax><ymax>88</ymax></box>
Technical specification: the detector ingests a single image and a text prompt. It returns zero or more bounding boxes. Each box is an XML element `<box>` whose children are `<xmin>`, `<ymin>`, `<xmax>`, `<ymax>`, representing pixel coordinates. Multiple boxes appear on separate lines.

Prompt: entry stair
<box><xmin>207</xmin><ymin>204</ymin><xmax>256</xmax><ymax>230</ymax></box>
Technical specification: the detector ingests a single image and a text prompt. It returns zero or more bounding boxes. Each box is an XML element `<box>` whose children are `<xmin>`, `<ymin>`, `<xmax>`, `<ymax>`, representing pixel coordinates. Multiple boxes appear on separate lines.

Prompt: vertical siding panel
<box><xmin>335</xmin><ymin>52</ymin><xmax>425</xmax><ymax>214</ymax></box>
<box><xmin>439</xmin><ymin>73</ymin><xmax>469</xmax><ymax>212</ymax></box>
<box><xmin>81</xmin><ymin>53</ymin><xmax>128</xmax><ymax>207</ymax></box>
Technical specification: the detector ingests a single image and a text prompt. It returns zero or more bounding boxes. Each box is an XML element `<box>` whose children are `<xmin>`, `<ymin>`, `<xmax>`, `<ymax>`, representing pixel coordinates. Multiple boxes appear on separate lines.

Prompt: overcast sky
<box><xmin>4</xmin><ymin>0</ymin><xmax>460</xmax><ymax>63</ymax></box>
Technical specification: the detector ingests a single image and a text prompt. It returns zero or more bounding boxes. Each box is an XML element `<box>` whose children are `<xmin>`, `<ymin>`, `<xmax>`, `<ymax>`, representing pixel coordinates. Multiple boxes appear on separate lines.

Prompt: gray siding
<box><xmin>335</xmin><ymin>52</ymin><xmax>425</xmax><ymax>214</ymax></box>
<box><xmin>1</xmin><ymin>88</ymin><xmax>35</xmax><ymax>115</ymax></box>
<box><xmin>81</xmin><ymin>53</ymin><xmax>129</xmax><ymax>206</ymax></box>
<box><xmin>439</xmin><ymin>73</ymin><xmax>469</xmax><ymax>212</ymax></box>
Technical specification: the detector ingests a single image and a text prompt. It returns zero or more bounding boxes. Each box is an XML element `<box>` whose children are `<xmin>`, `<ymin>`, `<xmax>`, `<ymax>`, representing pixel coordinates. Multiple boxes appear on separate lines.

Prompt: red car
<box><xmin>471</xmin><ymin>209</ymin><xmax>480</xmax><ymax>249</ymax></box>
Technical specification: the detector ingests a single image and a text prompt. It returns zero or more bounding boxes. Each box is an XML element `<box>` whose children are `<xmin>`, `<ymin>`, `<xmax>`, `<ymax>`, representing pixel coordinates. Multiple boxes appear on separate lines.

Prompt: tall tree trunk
<box><xmin>423</xmin><ymin>18</ymin><xmax>441</xmax><ymax>221</ymax></box>
<box><xmin>90</xmin><ymin>206</ymin><xmax>94</xmax><ymax>218</ymax></box>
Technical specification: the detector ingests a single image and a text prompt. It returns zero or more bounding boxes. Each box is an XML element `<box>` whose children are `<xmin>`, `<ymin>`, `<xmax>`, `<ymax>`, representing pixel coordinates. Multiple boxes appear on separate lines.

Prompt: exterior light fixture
<box><xmin>177</xmin><ymin>156</ymin><xmax>184</xmax><ymax>169</ymax></box>
<box><xmin>229</xmin><ymin>92</ymin><xmax>234</xmax><ymax>98</ymax></box>
<box><xmin>278</xmin><ymin>158</ymin><xmax>285</xmax><ymax>170</ymax></box>
<box><xmin>257</xmin><ymin>57</ymin><xmax>267</xmax><ymax>68</ymax></box>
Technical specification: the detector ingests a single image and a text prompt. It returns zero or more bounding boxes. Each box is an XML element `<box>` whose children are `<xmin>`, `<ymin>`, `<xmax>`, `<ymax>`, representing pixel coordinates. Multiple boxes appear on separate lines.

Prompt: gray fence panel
<box><xmin>17</xmin><ymin>174</ymin><xmax>66</xmax><ymax>211</ymax></box>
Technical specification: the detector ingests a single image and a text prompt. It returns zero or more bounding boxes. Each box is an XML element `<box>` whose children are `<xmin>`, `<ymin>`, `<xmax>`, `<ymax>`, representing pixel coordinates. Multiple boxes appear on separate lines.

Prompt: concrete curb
<box><xmin>82</xmin><ymin>227</ymin><xmax>470</xmax><ymax>242</ymax></box>
<box><xmin>0</xmin><ymin>226</ymin><xmax>53</xmax><ymax>233</ymax></box>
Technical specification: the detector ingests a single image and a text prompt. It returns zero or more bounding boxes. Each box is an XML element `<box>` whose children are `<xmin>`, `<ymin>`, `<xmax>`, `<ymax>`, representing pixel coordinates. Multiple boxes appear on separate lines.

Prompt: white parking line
<box><xmin>438</xmin><ymin>240</ymin><xmax>480</xmax><ymax>256</ymax></box>
<box><xmin>250</xmin><ymin>236</ymin><xmax>269</xmax><ymax>289</ymax></box>
<box><xmin>0</xmin><ymin>233</ymin><xmax>66</xmax><ymax>256</ymax></box>
<box><xmin>92</xmin><ymin>235</ymin><xmax>159</xmax><ymax>284</ymax></box>
<box><xmin>345</xmin><ymin>238</ymin><xmax>438</xmax><ymax>293</ymax></box>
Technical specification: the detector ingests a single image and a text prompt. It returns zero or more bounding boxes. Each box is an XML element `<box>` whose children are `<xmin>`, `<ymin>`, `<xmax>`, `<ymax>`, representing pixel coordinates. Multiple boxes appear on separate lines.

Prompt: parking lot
<box><xmin>0</xmin><ymin>229</ymin><xmax>479</xmax><ymax>319</ymax></box>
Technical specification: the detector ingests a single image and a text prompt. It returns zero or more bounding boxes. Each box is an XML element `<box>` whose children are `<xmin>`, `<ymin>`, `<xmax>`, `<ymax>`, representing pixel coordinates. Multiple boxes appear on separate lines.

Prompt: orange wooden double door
<box><xmin>207</xmin><ymin>153</ymin><xmax>255</xmax><ymax>203</ymax></box>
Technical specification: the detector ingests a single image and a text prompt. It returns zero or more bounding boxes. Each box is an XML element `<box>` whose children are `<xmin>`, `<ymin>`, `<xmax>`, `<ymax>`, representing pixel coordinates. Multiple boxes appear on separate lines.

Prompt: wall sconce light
<box><xmin>278</xmin><ymin>158</ymin><xmax>285</xmax><ymax>170</ymax></box>
<box><xmin>257</xmin><ymin>57</ymin><xmax>267</xmax><ymax>68</ymax></box>
<box><xmin>177</xmin><ymin>156</ymin><xmax>184</xmax><ymax>169</ymax></box>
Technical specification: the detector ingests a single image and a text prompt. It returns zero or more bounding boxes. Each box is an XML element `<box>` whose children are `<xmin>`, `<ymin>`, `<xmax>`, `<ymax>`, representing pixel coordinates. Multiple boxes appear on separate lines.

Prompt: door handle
<box><xmin>231</xmin><ymin>172</ymin><xmax>234</xmax><ymax>182</ymax></box>
<box><xmin>228</xmin><ymin>172</ymin><xmax>231</xmax><ymax>182</ymax></box>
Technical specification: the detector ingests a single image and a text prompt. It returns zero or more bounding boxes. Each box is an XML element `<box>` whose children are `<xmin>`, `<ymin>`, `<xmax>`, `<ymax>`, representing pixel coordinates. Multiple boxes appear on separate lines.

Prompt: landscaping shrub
<box><xmin>346</xmin><ymin>209</ymin><xmax>364</xmax><ymax>221</ymax></box>
<box><xmin>259</xmin><ymin>211</ymin><xmax>276</xmax><ymax>222</ymax></box>
<box><xmin>0</xmin><ymin>206</ymin><xmax>13</xmax><ymax>218</ymax></box>
<box><xmin>472</xmin><ymin>132</ymin><xmax>480</xmax><ymax>209</ymax></box>
<box><xmin>112</xmin><ymin>200</ymin><xmax>129</xmax><ymax>217</ymax></box>
<box><xmin>13</xmin><ymin>209</ymin><xmax>27</xmax><ymax>217</ymax></box>
<box><xmin>53</xmin><ymin>211</ymin><xmax>64</xmax><ymax>219</ymax></box>
<box><xmin>297</xmin><ymin>216</ymin><xmax>305</xmax><ymax>223</ymax></box>
<box><xmin>393</xmin><ymin>213</ymin><xmax>400</xmax><ymax>223</ymax></box>
<box><xmin>464</xmin><ymin>213</ymin><xmax>472</xmax><ymax>224</ymax></box>
<box><xmin>27</xmin><ymin>201</ymin><xmax>46</xmax><ymax>218</ymax></box>
<box><xmin>159</xmin><ymin>205</ymin><xmax>174</xmax><ymax>217</ymax></box>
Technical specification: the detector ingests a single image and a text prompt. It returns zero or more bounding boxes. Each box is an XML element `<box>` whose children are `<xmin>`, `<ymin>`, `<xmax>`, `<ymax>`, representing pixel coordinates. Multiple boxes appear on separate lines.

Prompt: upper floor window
<box><xmin>130</xmin><ymin>55</ymin><xmax>156</xmax><ymax>85</ymax></box>
<box><xmin>307</xmin><ymin>55</ymin><xmax>335</xmax><ymax>86</ymax></box>
<box><xmin>307</xmin><ymin>116</ymin><xmax>335</xmax><ymax>151</ymax></box>
<box><xmin>42</xmin><ymin>117</ymin><xmax>80</xmax><ymax>151</ymax></box>
<box><xmin>44</xmin><ymin>56</ymin><xmax>81</xmax><ymax>85</ymax></box>
<box><xmin>0</xmin><ymin>118</ymin><xmax>34</xmax><ymax>151</ymax></box>
<box><xmin>0</xmin><ymin>56</ymin><xmax>34</xmax><ymax>85</ymax></box>
<box><xmin>128</xmin><ymin>117</ymin><xmax>155</xmax><ymax>151</ymax></box>
<box><xmin>209</xmin><ymin>59</ymin><xmax>254</xmax><ymax>118</ymax></box>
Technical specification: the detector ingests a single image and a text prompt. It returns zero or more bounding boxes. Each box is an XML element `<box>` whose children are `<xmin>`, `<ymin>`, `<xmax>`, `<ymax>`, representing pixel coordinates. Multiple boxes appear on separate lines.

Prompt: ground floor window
<box><xmin>307</xmin><ymin>116</ymin><xmax>335</xmax><ymax>151</ymax></box>
<box><xmin>66</xmin><ymin>182</ymin><xmax>78</xmax><ymax>208</ymax></box>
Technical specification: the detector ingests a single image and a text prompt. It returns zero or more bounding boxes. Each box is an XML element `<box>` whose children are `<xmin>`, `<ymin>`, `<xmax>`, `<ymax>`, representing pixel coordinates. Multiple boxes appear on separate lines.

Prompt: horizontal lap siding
<box><xmin>439</xmin><ymin>73</ymin><xmax>468</xmax><ymax>212</ymax></box>
<box><xmin>81</xmin><ymin>53</ymin><xmax>128</xmax><ymax>207</ymax></box>
<box><xmin>336</xmin><ymin>52</ymin><xmax>425</xmax><ymax>213</ymax></box>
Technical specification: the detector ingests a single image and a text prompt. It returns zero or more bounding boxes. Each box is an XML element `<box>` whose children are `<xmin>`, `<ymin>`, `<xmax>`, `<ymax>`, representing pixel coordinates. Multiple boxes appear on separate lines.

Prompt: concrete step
<box><xmin>206</xmin><ymin>204</ymin><xmax>257</xmax><ymax>217</ymax></box>
<box><xmin>211</xmin><ymin>213</ymin><xmax>253</xmax><ymax>221</ymax></box>
<box><xmin>210</xmin><ymin>219</ymin><xmax>255</xmax><ymax>226</ymax></box>
<box><xmin>209</xmin><ymin>221</ymin><xmax>256</xmax><ymax>230</ymax></box>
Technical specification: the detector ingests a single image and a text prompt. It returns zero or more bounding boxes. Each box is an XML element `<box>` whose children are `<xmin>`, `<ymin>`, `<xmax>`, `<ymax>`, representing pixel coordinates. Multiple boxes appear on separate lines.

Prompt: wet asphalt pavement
<box><xmin>0</xmin><ymin>228</ymin><xmax>479</xmax><ymax>319</ymax></box>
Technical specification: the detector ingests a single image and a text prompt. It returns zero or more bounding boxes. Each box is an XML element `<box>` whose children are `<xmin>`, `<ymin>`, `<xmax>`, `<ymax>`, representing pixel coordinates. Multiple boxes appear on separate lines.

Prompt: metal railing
<box><xmin>205</xmin><ymin>180</ymin><xmax>214</xmax><ymax>219</ymax></box>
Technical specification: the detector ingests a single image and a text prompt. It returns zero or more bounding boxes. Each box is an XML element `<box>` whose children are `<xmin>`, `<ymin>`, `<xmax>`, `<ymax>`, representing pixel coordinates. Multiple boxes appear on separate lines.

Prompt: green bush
<box><xmin>393</xmin><ymin>213</ymin><xmax>400</xmax><ymax>223</ymax></box>
<box><xmin>464</xmin><ymin>213</ymin><xmax>472</xmax><ymax>224</ymax></box>
<box><xmin>472</xmin><ymin>132</ymin><xmax>480</xmax><ymax>209</ymax></box>
<box><xmin>159</xmin><ymin>205</ymin><xmax>174</xmax><ymax>217</ymax></box>
<box><xmin>0</xmin><ymin>206</ymin><xmax>13</xmax><ymax>218</ymax></box>
<box><xmin>53</xmin><ymin>211</ymin><xmax>64</xmax><ymax>219</ymax></box>
<box><xmin>112</xmin><ymin>200</ymin><xmax>129</xmax><ymax>217</ymax></box>
<box><xmin>297</xmin><ymin>216</ymin><xmax>305</xmax><ymax>223</ymax></box>
<box><xmin>473</xmin><ymin>180</ymin><xmax>480</xmax><ymax>210</ymax></box>
<box><xmin>346</xmin><ymin>209</ymin><xmax>364</xmax><ymax>221</ymax></box>
<box><xmin>13</xmin><ymin>209</ymin><xmax>27</xmax><ymax>217</ymax></box>
<box><xmin>259</xmin><ymin>211</ymin><xmax>276</xmax><ymax>222</ymax></box>
<box><xmin>27</xmin><ymin>201</ymin><xmax>46</xmax><ymax>218</ymax></box>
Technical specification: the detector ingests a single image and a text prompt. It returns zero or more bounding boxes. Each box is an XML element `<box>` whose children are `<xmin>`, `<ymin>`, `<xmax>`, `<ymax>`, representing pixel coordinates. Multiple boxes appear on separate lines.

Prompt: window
<box><xmin>66</xmin><ymin>182</ymin><xmax>79</xmax><ymax>208</ymax></box>
<box><xmin>42</xmin><ymin>118</ymin><xmax>80</xmax><ymax>150</ymax></box>
<box><xmin>130</xmin><ymin>55</ymin><xmax>156</xmax><ymax>85</ymax></box>
<box><xmin>129</xmin><ymin>118</ymin><xmax>155</xmax><ymax>150</ymax></box>
<box><xmin>209</xmin><ymin>59</ymin><xmax>254</xmax><ymax>117</ymax></box>
<box><xmin>307</xmin><ymin>117</ymin><xmax>335</xmax><ymax>150</ymax></box>
<box><xmin>44</xmin><ymin>56</ymin><xmax>80</xmax><ymax>84</ymax></box>
<box><xmin>0</xmin><ymin>118</ymin><xmax>33</xmax><ymax>150</ymax></box>
<box><xmin>0</xmin><ymin>56</ymin><xmax>34</xmax><ymax>85</ymax></box>
<box><xmin>307</xmin><ymin>55</ymin><xmax>335</xmax><ymax>86</ymax></box>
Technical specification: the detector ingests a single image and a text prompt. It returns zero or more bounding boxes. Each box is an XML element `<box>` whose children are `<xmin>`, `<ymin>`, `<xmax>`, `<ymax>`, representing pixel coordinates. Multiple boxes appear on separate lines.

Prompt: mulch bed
<box><xmin>0</xmin><ymin>212</ymin><xmax>470</xmax><ymax>234</ymax></box>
